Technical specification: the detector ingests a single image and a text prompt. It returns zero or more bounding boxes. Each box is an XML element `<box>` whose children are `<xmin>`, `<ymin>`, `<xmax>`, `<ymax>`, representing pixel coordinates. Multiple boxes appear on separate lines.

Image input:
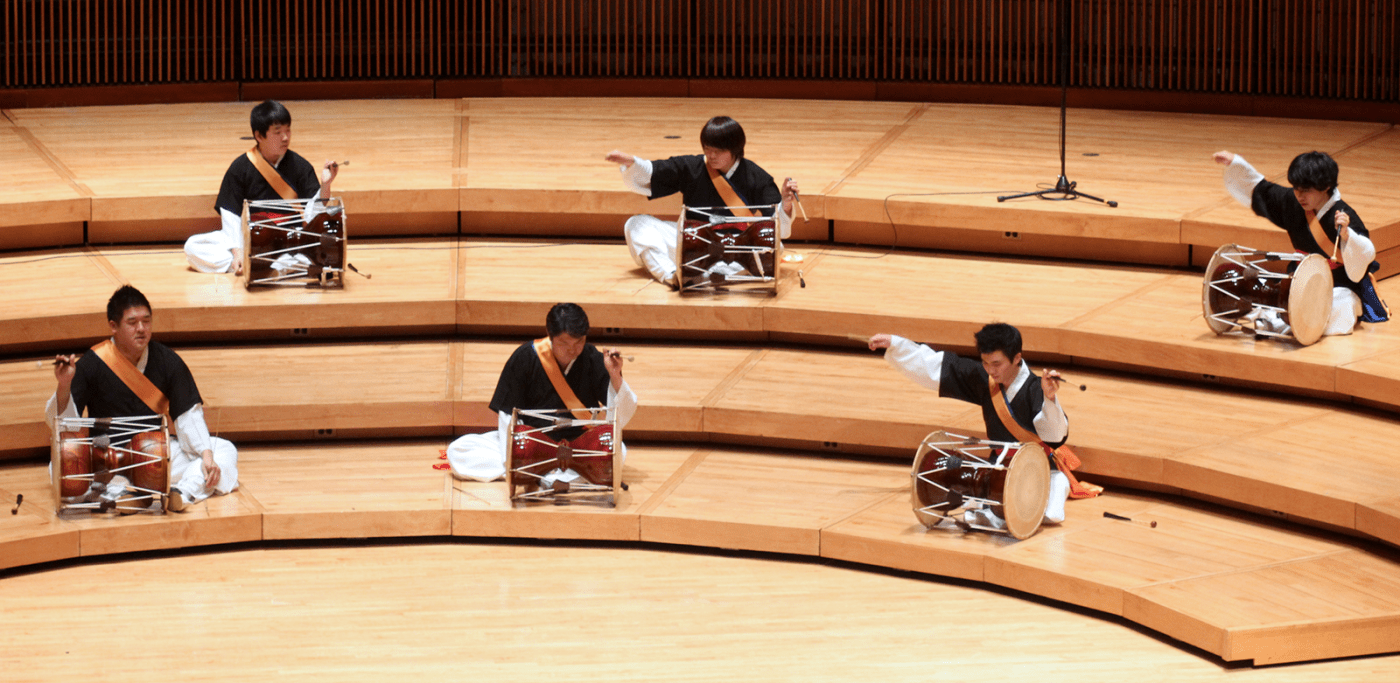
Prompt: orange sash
<box><xmin>1304</xmin><ymin>210</ymin><xmax>1339</xmax><ymax>263</ymax></box>
<box><xmin>533</xmin><ymin>337</ymin><xmax>593</xmax><ymax>420</ymax></box>
<box><xmin>988</xmin><ymin>376</ymin><xmax>1102</xmax><ymax>499</ymax></box>
<box><xmin>707</xmin><ymin>166</ymin><xmax>755</xmax><ymax>218</ymax></box>
<box><xmin>91</xmin><ymin>340</ymin><xmax>170</xmax><ymax>419</ymax></box>
<box><xmin>245</xmin><ymin>146</ymin><xmax>298</xmax><ymax>201</ymax></box>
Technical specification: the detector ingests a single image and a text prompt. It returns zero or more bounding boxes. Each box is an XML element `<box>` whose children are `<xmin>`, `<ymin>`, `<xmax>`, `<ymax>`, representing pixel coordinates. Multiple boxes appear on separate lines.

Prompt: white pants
<box><xmin>624</xmin><ymin>215</ymin><xmax>678</xmax><ymax>284</ymax></box>
<box><xmin>184</xmin><ymin>231</ymin><xmax>237</xmax><ymax>273</ymax></box>
<box><xmin>1041</xmin><ymin>470</ymin><xmax>1071</xmax><ymax>524</ymax></box>
<box><xmin>170</xmin><ymin>436</ymin><xmax>239</xmax><ymax>502</ymax></box>
<box><xmin>1325</xmin><ymin>286</ymin><xmax>1364</xmax><ymax>336</ymax></box>
<box><xmin>446</xmin><ymin>430</ymin><xmax>507</xmax><ymax>482</ymax></box>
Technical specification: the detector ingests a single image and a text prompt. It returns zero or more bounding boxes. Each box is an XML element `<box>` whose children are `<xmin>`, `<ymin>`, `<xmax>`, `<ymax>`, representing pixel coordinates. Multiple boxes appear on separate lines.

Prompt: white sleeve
<box><xmin>219</xmin><ymin>207</ymin><xmax>244</xmax><ymax>250</ymax></box>
<box><xmin>620</xmin><ymin>158</ymin><xmax>653</xmax><ymax>197</ymax></box>
<box><xmin>45</xmin><ymin>392</ymin><xmax>80</xmax><ymax>432</ymax></box>
<box><xmin>175</xmin><ymin>403</ymin><xmax>214</xmax><ymax>456</ymax></box>
<box><xmin>607</xmin><ymin>379</ymin><xmax>638</xmax><ymax>430</ymax></box>
<box><xmin>1223</xmin><ymin>155</ymin><xmax>1265</xmax><ymax>207</ymax></box>
<box><xmin>1033</xmin><ymin>396</ymin><xmax>1069</xmax><ymax>444</ymax></box>
<box><xmin>776</xmin><ymin>202</ymin><xmax>793</xmax><ymax>239</ymax></box>
<box><xmin>1341</xmin><ymin>227</ymin><xmax>1376</xmax><ymax>282</ymax></box>
<box><xmin>302</xmin><ymin>186</ymin><xmax>332</xmax><ymax>222</ymax></box>
<box><xmin>883</xmin><ymin>335</ymin><xmax>944</xmax><ymax>391</ymax></box>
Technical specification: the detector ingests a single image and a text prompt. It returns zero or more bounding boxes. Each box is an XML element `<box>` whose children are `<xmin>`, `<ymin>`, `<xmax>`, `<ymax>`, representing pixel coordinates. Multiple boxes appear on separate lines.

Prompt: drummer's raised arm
<box><xmin>1218</xmin><ymin>152</ymin><xmax>1264</xmax><ymax>207</ymax></box>
<box><xmin>879</xmin><ymin>334</ymin><xmax>945</xmax><ymax>391</ymax></box>
<box><xmin>604</xmin><ymin>150</ymin><xmax>636</xmax><ymax>167</ymax></box>
<box><xmin>608</xmin><ymin>151</ymin><xmax>653</xmax><ymax>196</ymax></box>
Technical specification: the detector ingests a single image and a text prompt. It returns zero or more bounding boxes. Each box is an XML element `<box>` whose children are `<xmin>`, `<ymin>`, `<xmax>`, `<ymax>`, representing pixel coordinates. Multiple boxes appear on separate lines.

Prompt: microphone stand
<box><xmin>997</xmin><ymin>0</ymin><xmax>1116</xmax><ymax>208</ymax></box>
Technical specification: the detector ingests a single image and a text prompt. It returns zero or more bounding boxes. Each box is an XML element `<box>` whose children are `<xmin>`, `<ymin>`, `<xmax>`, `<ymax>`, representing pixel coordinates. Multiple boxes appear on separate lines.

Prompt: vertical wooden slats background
<box><xmin>2</xmin><ymin>0</ymin><xmax>1396</xmax><ymax>103</ymax></box>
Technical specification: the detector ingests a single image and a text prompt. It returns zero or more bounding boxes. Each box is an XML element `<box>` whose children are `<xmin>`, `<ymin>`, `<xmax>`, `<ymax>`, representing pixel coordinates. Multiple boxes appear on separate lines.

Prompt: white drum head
<box><xmin>1002</xmin><ymin>443</ymin><xmax>1051</xmax><ymax>540</ymax></box>
<box><xmin>1288</xmin><ymin>254</ymin><xmax>1332</xmax><ymax>346</ymax></box>
<box><xmin>1202</xmin><ymin>243</ymin><xmax>1243</xmax><ymax>335</ymax></box>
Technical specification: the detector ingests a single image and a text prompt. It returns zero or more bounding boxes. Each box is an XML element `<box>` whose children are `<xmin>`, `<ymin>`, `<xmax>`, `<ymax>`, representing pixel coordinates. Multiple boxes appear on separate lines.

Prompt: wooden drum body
<box><xmin>52</xmin><ymin>415</ymin><xmax>171</xmax><ymax>515</ymax></box>
<box><xmin>910</xmin><ymin>431</ymin><xmax>1051</xmax><ymax>540</ymax></box>
<box><xmin>673</xmin><ymin>207</ymin><xmax>781</xmax><ymax>293</ymax></box>
<box><xmin>1202</xmin><ymin>244</ymin><xmax>1332</xmax><ymax>345</ymax></box>
<box><xmin>505</xmin><ymin>408</ymin><xmax>621</xmax><ymax>506</ymax></box>
<box><xmin>243</xmin><ymin>198</ymin><xmax>347</xmax><ymax>289</ymax></box>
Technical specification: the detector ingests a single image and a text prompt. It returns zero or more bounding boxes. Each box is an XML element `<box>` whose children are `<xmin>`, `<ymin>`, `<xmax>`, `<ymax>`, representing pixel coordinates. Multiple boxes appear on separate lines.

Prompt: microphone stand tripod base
<box><xmin>997</xmin><ymin>176</ymin><xmax>1117</xmax><ymax>208</ymax></box>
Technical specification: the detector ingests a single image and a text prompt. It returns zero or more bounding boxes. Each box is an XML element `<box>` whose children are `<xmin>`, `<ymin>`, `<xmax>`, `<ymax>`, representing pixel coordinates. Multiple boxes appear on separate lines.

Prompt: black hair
<box><xmin>974</xmin><ymin>323</ymin><xmax>1022</xmax><ymax>360</ymax></box>
<box><xmin>546</xmin><ymin>303</ymin><xmax>589</xmax><ymax>338</ymax></box>
<box><xmin>1287</xmin><ymin>151</ymin><xmax>1339</xmax><ymax>193</ymax></box>
<box><xmin>699</xmin><ymin>116</ymin><xmax>746</xmax><ymax>160</ymax></box>
<box><xmin>250</xmin><ymin>100</ymin><xmax>293</xmax><ymax>137</ymax></box>
<box><xmin>106</xmin><ymin>285</ymin><xmax>151</xmax><ymax>323</ymax></box>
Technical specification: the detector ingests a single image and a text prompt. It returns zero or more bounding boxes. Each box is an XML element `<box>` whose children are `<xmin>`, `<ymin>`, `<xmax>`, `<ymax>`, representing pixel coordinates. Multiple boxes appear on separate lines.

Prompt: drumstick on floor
<box><xmin>1103</xmin><ymin>511</ymin><xmax>1157</xmax><ymax>528</ymax></box>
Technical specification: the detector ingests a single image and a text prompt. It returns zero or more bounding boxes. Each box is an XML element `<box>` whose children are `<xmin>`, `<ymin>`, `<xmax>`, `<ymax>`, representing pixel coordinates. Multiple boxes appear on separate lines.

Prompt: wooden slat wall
<box><xmin>3</xmin><ymin>0</ymin><xmax>1397</xmax><ymax>103</ymax></box>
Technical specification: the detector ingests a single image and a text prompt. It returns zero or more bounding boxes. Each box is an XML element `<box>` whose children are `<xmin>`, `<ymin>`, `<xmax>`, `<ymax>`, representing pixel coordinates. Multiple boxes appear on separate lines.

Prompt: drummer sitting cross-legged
<box><xmin>1213</xmin><ymin>150</ymin><xmax>1388</xmax><ymax>335</ymax></box>
<box><xmin>446</xmin><ymin>303</ymin><xmax>638</xmax><ymax>482</ymax></box>
<box><xmin>46</xmin><ymin>285</ymin><xmax>239</xmax><ymax>511</ymax></box>
<box><xmin>869</xmin><ymin>324</ymin><xmax>1100</xmax><ymax>531</ymax></box>
<box><xmin>186</xmin><ymin>100</ymin><xmax>342</xmax><ymax>276</ymax></box>
<box><xmin>605</xmin><ymin>115</ymin><xmax>799</xmax><ymax>286</ymax></box>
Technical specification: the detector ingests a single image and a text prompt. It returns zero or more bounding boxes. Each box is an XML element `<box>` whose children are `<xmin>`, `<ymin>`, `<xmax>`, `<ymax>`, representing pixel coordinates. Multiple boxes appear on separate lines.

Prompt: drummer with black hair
<box><xmin>186</xmin><ymin>100</ymin><xmax>342</xmax><ymax>276</ymax></box>
<box><xmin>1213</xmin><ymin>150</ymin><xmax>1388</xmax><ymax>335</ymax></box>
<box><xmin>604</xmin><ymin>116</ymin><xmax>800</xmax><ymax>285</ymax></box>
<box><xmin>46</xmin><ymin>285</ymin><xmax>239</xmax><ymax>511</ymax></box>
<box><xmin>445</xmin><ymin>303</ymin><xmax>638</xmax><ymax>483</ymax></box>
<box><xmin>869</xmin><ymin>324</ymin><xmax>1099</xmax><ymax>531</ymax></box>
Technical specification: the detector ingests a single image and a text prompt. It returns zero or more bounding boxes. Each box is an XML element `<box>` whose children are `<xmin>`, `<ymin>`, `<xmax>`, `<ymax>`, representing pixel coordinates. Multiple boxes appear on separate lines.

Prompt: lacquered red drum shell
<box><xmin>58</xmin><ymin>430</ymin><xmax>93</xmax><ymax>498</ymax></box>
<box><xmin>914</xmin><ymin>455</ymin><xmax>1010</xmax><ymax>519</ymax></box>
<box><xmin>127</xmin><ymin>431</ymin><xmax>169</xmax><ymax>494</ymax></box>
<box><xmin>679</xmin><ymin>218</ymin><xmax>777</xmax><ymax>281</ymax></box>
<box><xmin>510</xmin><ymin>423</ymin><xmax>615</xmax><ymax>490</ymax></box>
<box><xmin>1207</xmin><ymin>262</ymin><xmax>1292</xmax><ymax>318</ymax></box>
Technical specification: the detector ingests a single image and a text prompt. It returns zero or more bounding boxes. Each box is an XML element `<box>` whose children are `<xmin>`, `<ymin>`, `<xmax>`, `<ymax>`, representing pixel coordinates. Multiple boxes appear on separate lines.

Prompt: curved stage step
<box><xmin>4</xmin><ymin>339</ymin><xmax>1400</xmax><ymax>552</ymax></box>
<box><xmin>3</xmin><ymin>441</ymin><xmax>1399</xmax><ymax>666</ymax></box>
<box><xmin>3</xmin><ymin>98</ymin><xmax>1398</xmax><ymax>267</ymax></box>
<box><xmin>4</xmin><ymin>240</ymin><xmax>1400</xmax><ymax>408</ymax></box>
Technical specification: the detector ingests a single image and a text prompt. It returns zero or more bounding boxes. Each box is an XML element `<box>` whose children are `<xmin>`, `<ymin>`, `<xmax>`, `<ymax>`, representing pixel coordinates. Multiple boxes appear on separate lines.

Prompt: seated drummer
<box><xmin>185</xmin><ymin>100</ymin><xmax>341</xmax><ymax>276</ymax></box>
<box><xmin>446</xmin><ymin>303</ymin><xmax>638</xmax><ymax>482</ymax></box>
<box><xmin>868</xmin><ymin>324</ymin><xmax>1079</xmax><ymax>530</ymax></box>
<box><xmin>1213</xmin><ymin>150</ymin><xmax>1388</xmax><ymax>335</ymax></box>
<box><xmin>604</xmin><ymin>116</ymin><xmax>799</xmax><ymax>285</ymax></box>
<box><xmin>46</xmin><ymin>286</ymin><xmax>239</xmax><ymax>511</ymax></box>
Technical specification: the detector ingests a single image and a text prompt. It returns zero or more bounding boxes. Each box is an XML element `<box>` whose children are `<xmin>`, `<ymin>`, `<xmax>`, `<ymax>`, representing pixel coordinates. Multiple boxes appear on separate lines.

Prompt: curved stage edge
<box><xmin>3</xmin><ymin>441</ymin><xmax>1400</xmax><ymax>667</ymax></box>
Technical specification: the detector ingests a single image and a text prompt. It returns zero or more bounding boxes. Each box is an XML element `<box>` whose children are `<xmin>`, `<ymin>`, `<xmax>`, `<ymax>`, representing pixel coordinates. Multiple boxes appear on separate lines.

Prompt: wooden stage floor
<box><xmin>2</xmin><ymin>98</ymin><xmax>1398</xmax><ymax>269</ymax></box>
<box><xmin>3</xmin><ymin>97</ymin><xmax>1400</xmax><ymax>670</ymax></box>
<box><xmin>4</xmin><ymin>440</ymin><xmax>1400</xmax><ymax>667</ymax></box>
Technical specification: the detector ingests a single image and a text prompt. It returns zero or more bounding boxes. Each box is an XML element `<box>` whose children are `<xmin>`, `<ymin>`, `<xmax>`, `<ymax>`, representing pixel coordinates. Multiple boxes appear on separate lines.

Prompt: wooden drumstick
<box><xmin>606</xmin><ymin>351</ymin><xmax>636</xmax><ymax>362</ymax></box>
<box><xmin>1047</xmin><ymin>375</ymin><xmax>1088</xmax><ymax>392</ymax></box>
<box><xmin>785</xmin><ymin>177</ymin><xmax>809</xmax><ymax>223</ymax></box>
<box><xmin>333</xmin><ymin>160</ymin><xmax>350</xmax><ymax>166</ymax></box>
<box><xmin>845</xmin><ymin>333</ymin><xmax>873</xmax><ymax>344</ymax></box>
<box><xmin>1103</xmin><ymin>511</ymin><xmax>1157</xmax><ymax>528</ymax></box>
